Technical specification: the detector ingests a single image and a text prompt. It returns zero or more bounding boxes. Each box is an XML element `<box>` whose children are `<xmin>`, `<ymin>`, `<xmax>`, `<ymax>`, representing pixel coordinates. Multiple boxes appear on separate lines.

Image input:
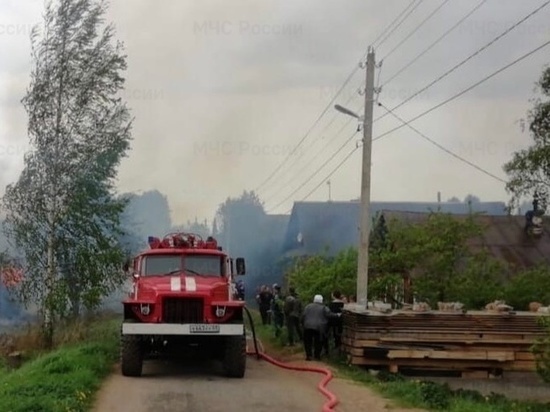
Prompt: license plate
<box><xmin>190</xmin><ymin>324</ymin><xmax>220</xmax><ymax>333</ymax></box>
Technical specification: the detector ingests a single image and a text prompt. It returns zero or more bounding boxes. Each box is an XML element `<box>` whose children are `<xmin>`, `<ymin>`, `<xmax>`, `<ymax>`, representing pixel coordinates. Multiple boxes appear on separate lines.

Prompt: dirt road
<box><xmin>92</xmin><ymin>355</ymin><xmax>424</xmax><ymax>412</ymax></box>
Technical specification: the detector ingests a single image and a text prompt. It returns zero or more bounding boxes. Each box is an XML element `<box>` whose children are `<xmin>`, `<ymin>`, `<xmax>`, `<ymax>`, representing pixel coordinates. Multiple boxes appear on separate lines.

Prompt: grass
<box><xmin>0</xmin><ymin>314</ymin><xmax>120</xmax><ymax>412</ymax></box>
<box><xmin>245</xmin><ymin>310</ymin><xmax>550</xmax><ymax>412</ymax></box>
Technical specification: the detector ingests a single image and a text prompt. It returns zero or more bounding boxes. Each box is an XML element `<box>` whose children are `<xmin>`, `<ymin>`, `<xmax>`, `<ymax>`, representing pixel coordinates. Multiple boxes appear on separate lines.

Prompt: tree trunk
<box><xmin>43</xmin><ymin>211</ymin><xmax>56</xmax><ymax>349</ymax></box>
<box><xmin>403</xmin><ymin>273</ymin><xmax>413</xmax><ymax>304</ymax></box>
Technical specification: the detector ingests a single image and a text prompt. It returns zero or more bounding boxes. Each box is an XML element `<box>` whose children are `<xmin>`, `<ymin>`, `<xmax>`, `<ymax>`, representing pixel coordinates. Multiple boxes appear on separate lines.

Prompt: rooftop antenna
<box><xmin>327</xmin><ymin>180</ymin><xmax>332</xmax><ymax>202</ymax></box>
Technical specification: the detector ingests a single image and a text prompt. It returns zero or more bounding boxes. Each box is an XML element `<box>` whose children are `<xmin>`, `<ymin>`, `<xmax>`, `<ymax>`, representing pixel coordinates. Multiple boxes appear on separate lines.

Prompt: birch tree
<box><xmin>1</xmin><ymin>0</ymin><xmax>132</xmax><ymax>347</ymax></box>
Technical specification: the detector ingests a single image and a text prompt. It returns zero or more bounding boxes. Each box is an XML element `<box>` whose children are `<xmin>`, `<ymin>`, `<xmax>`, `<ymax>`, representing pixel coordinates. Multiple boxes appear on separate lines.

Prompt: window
<box><xmin>143</xmin><ymin>255</ymin><xmax>182</xmax><ymax>276</ymax></box>
<box><xmin>141</xmin><ymin>254</ymin><xmax>224</xmax><ymax>277</ymax></box>
<box><xmin>184</xmin><ymin>255</ymin><xmax>224</xmax><ymax>277</ymax></box>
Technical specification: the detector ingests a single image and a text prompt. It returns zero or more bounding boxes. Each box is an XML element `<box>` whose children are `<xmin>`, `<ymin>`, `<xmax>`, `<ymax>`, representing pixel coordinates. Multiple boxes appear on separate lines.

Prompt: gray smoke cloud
<box><xmin>1</xmin><ymin>0</ymin><xmax>549</xmax><ymax>223</ymax></box>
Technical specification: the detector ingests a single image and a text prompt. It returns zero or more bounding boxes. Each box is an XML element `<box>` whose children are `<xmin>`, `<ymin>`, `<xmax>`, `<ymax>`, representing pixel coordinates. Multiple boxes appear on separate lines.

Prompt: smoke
<box><xmin>3</xmin><ymin>0</ymin><xmax>550</xmax><ymax>223</ymax></box>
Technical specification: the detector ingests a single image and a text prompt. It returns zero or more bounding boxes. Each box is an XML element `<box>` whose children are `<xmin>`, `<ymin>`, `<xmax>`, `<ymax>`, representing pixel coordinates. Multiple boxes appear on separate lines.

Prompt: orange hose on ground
<box><xmin>246</xmin><ymin>348</ymin><xmax>339</xmax><ymax>412</ymax></box>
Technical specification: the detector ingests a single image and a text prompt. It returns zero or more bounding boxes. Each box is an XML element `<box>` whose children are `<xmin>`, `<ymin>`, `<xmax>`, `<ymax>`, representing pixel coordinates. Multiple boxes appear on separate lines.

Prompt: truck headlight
<box><xmin>215</xmin><ymin>306</ymin><xmax>226</xmax><ymax>317</ymax></box>
<box><xmin>140</xmin><ymin>304</ymin><xmax>151</xmax><ymax>316</ymax></box>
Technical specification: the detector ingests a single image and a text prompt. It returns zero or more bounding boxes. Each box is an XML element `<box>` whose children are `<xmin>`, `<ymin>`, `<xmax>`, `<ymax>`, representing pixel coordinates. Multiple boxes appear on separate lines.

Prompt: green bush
<box><xmin>418</xmin><ymin>380</ymin><xmax>452</xmax><ymax>409</ymax></box>
<box><xmin>503</xmin><ymin>266</ymin><xmax>550</xmax><ymax>310</ymax></box>
<box><xmin>532</xmin><ymin>316</ymin><xmax>550</xmax><ymax>383</ymax></box>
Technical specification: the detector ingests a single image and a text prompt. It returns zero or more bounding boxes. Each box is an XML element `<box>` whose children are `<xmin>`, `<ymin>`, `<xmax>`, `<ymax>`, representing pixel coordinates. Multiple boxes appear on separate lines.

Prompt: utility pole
<box><xmin>327</xmin><ymin>180</ymin><xmax>332</xmax><ymax>201</ymax></box>
<box><xmin>356</xmin><ymin>47</ymin><xmax>376</xmax><ymax>310</ymax></box>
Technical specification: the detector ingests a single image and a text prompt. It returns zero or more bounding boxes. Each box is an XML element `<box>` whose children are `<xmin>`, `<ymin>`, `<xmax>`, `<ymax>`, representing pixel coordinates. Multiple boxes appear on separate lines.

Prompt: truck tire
<box><xmin>120</xmin><ymin>321</ymin><xmax>143</xmax><ymax>377</ymax></box>
<box><xmin>223</xmin><ymin>333</ymin><xmax>246</xmax><ymax>378</ymax></box>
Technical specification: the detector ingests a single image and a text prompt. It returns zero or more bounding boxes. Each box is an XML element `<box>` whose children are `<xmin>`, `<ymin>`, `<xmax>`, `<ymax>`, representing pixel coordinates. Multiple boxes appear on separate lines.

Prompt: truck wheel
<box><xmin>223</xmin><ymin>334</ymin><xmax>246</xmax><ymax>378</ymax></box>
<box><xmin>120</xmin><ymin>321</ymin><xmax>143</xmax><ymax>377</ymax></box>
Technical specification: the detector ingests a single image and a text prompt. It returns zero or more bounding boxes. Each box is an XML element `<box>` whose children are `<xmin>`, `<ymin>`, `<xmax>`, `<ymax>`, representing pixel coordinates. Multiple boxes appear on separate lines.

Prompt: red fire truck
<box><xmin>120</xmin><ymin>232</ymin><xmax>247</xmax><ymax>378</ymax></box>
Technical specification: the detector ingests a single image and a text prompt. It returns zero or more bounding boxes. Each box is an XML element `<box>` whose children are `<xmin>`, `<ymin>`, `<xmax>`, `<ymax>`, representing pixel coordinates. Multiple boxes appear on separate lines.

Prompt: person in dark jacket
<box><xmin>257</xmin><ymin>285</ymin><xmax>273</xmax><ymax>325</ymax></box>
<box><xmin>301</xmin><ymin>294</ymin><xmax>340</xmax><ymax>361</ymax></box>
<box><xmin>284</xmin><ymin>287</ymin><xmax>303</xmax><ymax>345</ymax></box>
<box><xmin>236</xmin><ymin>280</ymin><xmax>245</xmax><ymax>301</ymax></box>
<box><xmin>323</xmin><ymin>290</ymin><xmax>345</xmax><ymax>355</ymax></box>
<box><xmin>271</xmin><ymin>284</ymin><xmax>285</xmax><ymax>337</ymax></box>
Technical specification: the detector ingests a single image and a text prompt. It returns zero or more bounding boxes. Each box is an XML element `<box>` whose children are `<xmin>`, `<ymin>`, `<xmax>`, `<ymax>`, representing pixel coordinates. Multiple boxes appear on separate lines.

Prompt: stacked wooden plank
<box><xmin>342</xmin><ymin>309</ymin><xmax>548</xmax><ymax>377</ymax></box>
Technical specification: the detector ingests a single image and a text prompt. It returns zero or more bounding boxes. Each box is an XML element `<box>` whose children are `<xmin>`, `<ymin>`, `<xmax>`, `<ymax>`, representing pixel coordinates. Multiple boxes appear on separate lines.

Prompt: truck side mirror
<box><xmin>122</xmin><ymin>260</ymin><xmax>130</xmax><ymax>272</ymax></box>
<box><xmin>236</xmin><ymin>257</ymin><xmax>245</xmax><ymax>275</ymax></box>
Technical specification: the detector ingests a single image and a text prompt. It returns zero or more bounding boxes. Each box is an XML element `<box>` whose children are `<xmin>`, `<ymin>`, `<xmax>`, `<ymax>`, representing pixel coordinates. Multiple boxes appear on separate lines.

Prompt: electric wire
<box><xmin>375</xmin><ymin>0</ymin><xmax>425</xmax><ymax>49</ymax></box>
<box><xmin>375</xmin><ymin>0</ymin><xmax>550</xmax><ymax>123</ymax></box>
<box><xmin>274</xmin><ymin>32</ymin><xmax>550</xmax><ymax>213</ymax></box>
<box><xmin>377</xmin><ymin>102</ymin><xmax>507</xmax><ymax>183</ymax></box>
<box><xmin>297</xmin><ymin>147</ymin><xmax>360</xmax><ymax>206</ymax></box>
<box><xmin>258</xmin><ymin>91</ymin><xmax>359</xmax><ymax>198</ymax></box>
<box><xmin>380</xmin><ymin>0</ymin><xmax>452</xmax><ymax>62</ymax></box>
<box><xmin>261</xmin><ymin>0</ymin><xmax>430</xmax><ymax>208</ymax></box>
<box><xmin>266</xmin><ymin>131</ymin><xmax>359</xmax><ymax>213</ymax></box>
<box><xmin>371</xmin><ymin>0</ymin><xmax>419</xmax><ymax>48</ymax></box>
<box><xmin>381</xmin><ymin>0</ymin><xmax>488</xmax><ymax>87</ymax></box>
<box><xmin>253</xmin><ymin>0</ymin><xmax>423</xmax><ymax>193</ymax></box>
<box><xmin>263</xmin><ymin>115</ymin><xmax>355</xmax><ymax>204</ymax></box>
<box><xmin>373</xmin><ymin>37</ymin><xmax>550</xmax><ymax>143</ymax></box>
<box><xmin>280</xmin><ymin>146</ymin><xmax>361</xmax><ymax>215</ymax></box>
<box><xmin>261</xmin><ymin>90</ymin><xmax>360</xmax><ymax>201</ymax></box>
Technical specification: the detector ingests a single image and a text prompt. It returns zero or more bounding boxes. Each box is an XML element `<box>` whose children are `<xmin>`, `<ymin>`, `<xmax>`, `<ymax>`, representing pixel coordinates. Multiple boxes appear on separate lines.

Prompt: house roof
<box><xmin>380</xmin><ymin>211</ymin><xmax>550</xmax><ymax>271</ymax></box>
<box><xmin>264</xmin><ymin>214</ymin><xmax>290</xmax><ymax>251</ymax></box>
<box><xmin>282</xmin><ymin>200</ymin><xmax>508</xmax><ymax>257</ymax></box>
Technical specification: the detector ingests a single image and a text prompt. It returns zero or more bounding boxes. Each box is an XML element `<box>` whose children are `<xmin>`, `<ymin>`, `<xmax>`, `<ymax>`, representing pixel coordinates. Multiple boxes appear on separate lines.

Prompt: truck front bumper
<box><xmin>122</xmin><ymin>322</ymin><xmax>244</xmax><ymax>336</ymax></box>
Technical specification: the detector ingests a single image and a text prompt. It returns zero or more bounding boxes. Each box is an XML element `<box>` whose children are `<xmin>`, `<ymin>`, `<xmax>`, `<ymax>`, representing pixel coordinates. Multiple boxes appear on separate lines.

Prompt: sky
<box><xmin>0</xmin><ymin>0</ymin><xmax>549</xmax><ymax>225</ymax></box>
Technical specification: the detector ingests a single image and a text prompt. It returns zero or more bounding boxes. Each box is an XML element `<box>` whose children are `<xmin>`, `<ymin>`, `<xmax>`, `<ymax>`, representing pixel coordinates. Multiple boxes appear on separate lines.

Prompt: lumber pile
<box><xmin>342</xmin><ymin>309</ymin><xmax>548</xmax><ymax>378</ymax></box>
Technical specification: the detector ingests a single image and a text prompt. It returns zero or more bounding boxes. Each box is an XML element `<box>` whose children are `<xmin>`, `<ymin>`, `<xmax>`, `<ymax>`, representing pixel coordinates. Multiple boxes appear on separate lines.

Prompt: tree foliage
<box><xmin>214</xmin><ymin>191</ymin><xmax>289</xmax><ymax>290</ymax></box>
<box><xmin>1</xmin><ymin>0</ymin><xmax>131</xmax><ymax>347</ymax></box>
<box><xmin>504</xmin><ymin>65</ymin><xmax>550</xmax><ymax>209</ymax></box>
<box><xmin>215</xmin><ymin>190</ymin><xmax>266</xmax><ymax>264</ymax></box>
<box><xmin>287</xmin><ymin>212</ymin><xmax>510</xmax><ymax>309</ymax></box>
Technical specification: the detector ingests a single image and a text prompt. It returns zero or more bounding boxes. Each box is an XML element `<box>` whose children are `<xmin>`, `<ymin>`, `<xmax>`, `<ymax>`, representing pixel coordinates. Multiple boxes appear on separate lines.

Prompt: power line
<box><xmin>266</xmin><ymin>130</ymin><xmax>359</xmax><ymax>213</ymax></box>
<box><xmin>375</xmin><ymin>0</ymin><xmax>425</xmax><ymax>49</ymax></box>
<box><xmin>262</xmin><ymin>115</ymin><xmax>355</xmax><ymax>204</ymax></box>
<box><xmin>381</xmin><ymin>0</ymin><xmax>452</xmax><ymax>61</ymax></box>
<box><xmin>279</xmin><ymin>147</ymin><xmax>361</xmax><ymax>215</ymax></box>
<box><xmin>258</xmin><ymin>86</ymin><xmax>361</xmax><ymax>197</ymax></box>
<box><xmin>382</xmin><ymin>0</ymin><xmax>488</xmax><ymax>87</ymax></box>
<box><xmin>295</xmin><ymin>147</ymin><xmax>360</xmax><ymax>208</ymax></box>
<box><xmin>375</xmin><ymin>0</ymin><xmax>550</xmax><ymax>123</ymax></box>
<box><xmin>377</xmin><ymin>102</ymin><xmax>507</xmax><ymax>183</ymax></box>
<box><xmin>371</xmin><ymin>0</ymin><xmax>419</xmax><ymax>47</ymax></box>
<box><xmin>252</xmin><ymin>71</ymin><xmax>355</xmax><ymax>193</ymax></box>
<box><xmin>260</xmin><ymin>89</ymin><xmax>361</xmax><ymax>200</ymax></box>
<box><xmin>373</xmin><ymin>37</ymin><xmax>550</xmax><ymax>143</ymax></box>
<box><xmin>253</xmin><ymin>0</ymin><xmax>424</xmax><ymax>193</ymax></box>
<box><xmin>273</xmin><ymin>32</ymin><xmax>546</xmax><ymax>212</ymax></box>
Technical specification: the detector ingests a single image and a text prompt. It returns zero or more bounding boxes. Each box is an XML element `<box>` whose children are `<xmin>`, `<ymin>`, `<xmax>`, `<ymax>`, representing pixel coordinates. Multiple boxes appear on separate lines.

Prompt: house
<box><xmin>381</xmin><ymin>210</ymin><xmax>550</xmax><ymax>272</ymax></box>
<box><xmin>282</xmin><ymin>200</ymin><xmax>508</xmax><ymax>257</ymax></box>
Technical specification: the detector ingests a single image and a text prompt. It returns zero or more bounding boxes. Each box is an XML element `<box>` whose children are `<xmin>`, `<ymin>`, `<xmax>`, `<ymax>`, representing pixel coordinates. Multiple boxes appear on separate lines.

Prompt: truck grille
<box><xmin>162</xmin><ymin>298</ymin><xmax>204</xmax><ymax>323</ymax></box>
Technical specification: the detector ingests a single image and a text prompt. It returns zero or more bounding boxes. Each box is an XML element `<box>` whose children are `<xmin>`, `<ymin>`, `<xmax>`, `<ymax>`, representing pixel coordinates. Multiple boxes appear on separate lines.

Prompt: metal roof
<box><xmin>381</xmin><ymin>211</ymin><xmax>550</xmax><ymax>270</ymax></box>
<box><xmin>282</xmin><ymin>201</ymin><xmax>508</xmax><ymax>257</ymax></box>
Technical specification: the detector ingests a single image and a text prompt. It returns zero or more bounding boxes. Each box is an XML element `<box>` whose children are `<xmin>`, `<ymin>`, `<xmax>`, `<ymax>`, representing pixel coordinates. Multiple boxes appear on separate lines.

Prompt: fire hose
<box><xmin>243</xmin><ymin>306</ymin><xmax>339</xmax><ymax>412</ymax></box>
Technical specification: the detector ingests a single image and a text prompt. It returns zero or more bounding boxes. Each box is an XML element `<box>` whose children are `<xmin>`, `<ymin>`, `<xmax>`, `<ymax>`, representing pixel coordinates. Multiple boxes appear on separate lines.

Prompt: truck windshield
<box><xmin>142</xmin><ymin>254</ymin><xmax>223</xmax><ymax>277</ymax></box>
